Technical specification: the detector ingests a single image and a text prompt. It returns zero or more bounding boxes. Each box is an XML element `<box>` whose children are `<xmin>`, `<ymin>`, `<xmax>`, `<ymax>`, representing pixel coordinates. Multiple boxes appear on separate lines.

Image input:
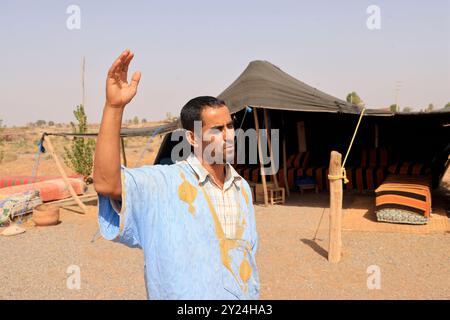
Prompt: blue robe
<box><xmin>97</xmin><ymin>161</ymin><xmax>260</xmax><ymax>299</ymax></box>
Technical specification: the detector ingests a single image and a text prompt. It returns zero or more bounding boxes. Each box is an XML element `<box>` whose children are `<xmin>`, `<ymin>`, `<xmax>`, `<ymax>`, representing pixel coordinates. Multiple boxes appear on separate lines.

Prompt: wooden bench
<box><xmin>299</xmin><ymin>183</ymin><xmax>318</xmax><ymax>195</ymax></box>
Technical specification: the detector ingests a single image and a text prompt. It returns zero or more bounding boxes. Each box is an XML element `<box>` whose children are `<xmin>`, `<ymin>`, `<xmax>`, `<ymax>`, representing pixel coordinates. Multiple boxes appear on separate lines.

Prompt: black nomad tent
<box><xmin>216</xmin><ymin>60</ymin><xmax>362</xmax><ymax>114</ymax></box>
<box><xmin>154</xmin><ymin>60</ymin><xmax>449</xmax><ymax>203</ymax></box>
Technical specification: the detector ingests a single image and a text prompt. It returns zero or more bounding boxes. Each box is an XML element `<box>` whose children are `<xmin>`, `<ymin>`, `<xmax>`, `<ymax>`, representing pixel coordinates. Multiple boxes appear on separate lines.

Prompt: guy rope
<box><xmin>327</xmin><ymin>108</ymin><xmax>366</xmax><ymax>183</ymax></box>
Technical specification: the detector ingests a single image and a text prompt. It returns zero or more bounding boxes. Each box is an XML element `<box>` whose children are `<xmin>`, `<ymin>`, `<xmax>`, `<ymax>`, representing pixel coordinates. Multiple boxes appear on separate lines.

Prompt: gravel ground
<box><xmin>0</xmin><ymin>193</ymin><xmax>449</xmax><ymax>300</ymax></box>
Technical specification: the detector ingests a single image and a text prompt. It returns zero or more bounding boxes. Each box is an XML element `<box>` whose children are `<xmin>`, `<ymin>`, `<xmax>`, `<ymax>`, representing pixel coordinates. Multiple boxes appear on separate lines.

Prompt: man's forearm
<box><xmin>93</xmin><ymin>102</ymin><xmax>124</xmax><ymax>196</ymax></box>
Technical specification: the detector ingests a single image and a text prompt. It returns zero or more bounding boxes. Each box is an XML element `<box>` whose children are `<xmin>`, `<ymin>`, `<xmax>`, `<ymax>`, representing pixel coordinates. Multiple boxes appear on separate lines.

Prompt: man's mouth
<box><xmin>224</xmin><ymin>144</ymin><xmax>234</xmax><ymax>150</ymax></box>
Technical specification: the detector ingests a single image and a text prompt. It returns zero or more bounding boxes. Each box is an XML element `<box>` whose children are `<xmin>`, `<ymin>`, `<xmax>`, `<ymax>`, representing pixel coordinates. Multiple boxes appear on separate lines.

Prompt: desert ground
<box><xmin>0</xmin><ymin>124</ymin><xmax>449</xmax><ymax>299</ymax></box>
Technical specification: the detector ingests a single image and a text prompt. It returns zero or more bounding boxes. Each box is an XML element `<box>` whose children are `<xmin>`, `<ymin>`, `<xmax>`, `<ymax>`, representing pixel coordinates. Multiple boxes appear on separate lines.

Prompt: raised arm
<box><xmin>93</xmin><ymin>49</ymin><xmax>141</xmax><ymax>199</ymax></box>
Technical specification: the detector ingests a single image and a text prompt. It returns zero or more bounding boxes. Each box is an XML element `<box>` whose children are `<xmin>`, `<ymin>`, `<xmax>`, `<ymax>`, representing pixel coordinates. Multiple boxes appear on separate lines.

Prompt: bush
<box><xmin>402</xmin><ymin>107</ymin><xmax>412</xmax><ymax>112</ymax></box>
<box><xmin>64</xmin><ymin>105</ymin><xmax>95</xmax><ymax>180</ymax></box>
<box><xmin>389</xmin><ymin>104</ymin><xmax>399</xmax><ymax>113</ymax></box>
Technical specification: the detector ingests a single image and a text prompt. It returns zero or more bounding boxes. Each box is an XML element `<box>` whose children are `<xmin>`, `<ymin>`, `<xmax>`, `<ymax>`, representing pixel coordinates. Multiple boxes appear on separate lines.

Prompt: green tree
<box><xmin>35</xmin><ymin>120</ymin><xmax>46</xmax><ymax>127</ymax></box>
<box><xmin>133</xmin><ymin>116</ymin><xmax>139</xmax><ymax>125</ymax></box>
<box><xmin>444</xmin><ymin>102</ymin><xmax>450</xmax><ymax>109</ymax></box>
<box><xmin>426</xmin><ymin>103</ymin><xmax>434</xmax><ymax>112</ymax></box>
<box><xmin>346</xmin><ymin>92</ymin><xmax>364</xmax><ymax>106</ymax></box>
<box><xmin>402</xmin><ymin>107</ymin><xmax>412</xmax><ymax>112</ymax></box>
<box><xmin>64</xmin><ymin>105</ymin><xmax>95</xmax><ymax>180</ymax></box>
<box><xmin>48</xmin><ymin>121</ymin><xmax>55</xmax><ymax>126</ymax></box>
<box><xmin>390</xmin><ymin>104</ymin><xmax>399</xmax><ymax>113</ymax></box>
<box><xmin>141</xmin><ymin>118</ymin><xmax>147</xmax><ymax>123</ymax></box>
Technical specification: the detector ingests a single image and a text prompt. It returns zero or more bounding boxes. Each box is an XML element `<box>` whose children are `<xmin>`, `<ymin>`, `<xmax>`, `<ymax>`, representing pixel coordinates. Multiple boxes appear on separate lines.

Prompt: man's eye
<box><xmin>227</xmin><ymin>123</ymin><xmax>234</xmax><ymax>129</ymax></box>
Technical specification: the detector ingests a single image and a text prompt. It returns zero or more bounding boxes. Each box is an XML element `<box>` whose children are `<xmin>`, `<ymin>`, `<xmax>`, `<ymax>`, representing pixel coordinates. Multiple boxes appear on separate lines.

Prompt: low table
<box><xmin>298</xmin><ymin>183</ymin><xmax>318</xmax><ymax>195</ymax></box>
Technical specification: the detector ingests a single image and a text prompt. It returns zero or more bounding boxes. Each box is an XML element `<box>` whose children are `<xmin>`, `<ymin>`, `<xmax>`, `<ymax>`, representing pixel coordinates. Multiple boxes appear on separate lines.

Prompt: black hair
<box><xmin>180</xmin><ymin>96</ymin><xmax>226</xmax><ymax>131</ymax></box>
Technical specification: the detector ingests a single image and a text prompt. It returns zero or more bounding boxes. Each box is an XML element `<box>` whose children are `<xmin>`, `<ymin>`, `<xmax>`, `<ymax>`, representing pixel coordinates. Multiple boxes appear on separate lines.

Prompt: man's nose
<box><xmin>223</xmin><ymin>127</ymin><xmax>235</xmax><ymax>142</ymax></box>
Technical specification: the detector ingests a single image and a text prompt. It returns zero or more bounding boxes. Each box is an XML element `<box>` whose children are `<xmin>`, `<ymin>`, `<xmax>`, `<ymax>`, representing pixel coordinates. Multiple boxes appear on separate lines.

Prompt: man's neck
<box><xmin>197</xmin><ymin>156</ymin><xmax>226</xmax><ymax>189</ymax></box>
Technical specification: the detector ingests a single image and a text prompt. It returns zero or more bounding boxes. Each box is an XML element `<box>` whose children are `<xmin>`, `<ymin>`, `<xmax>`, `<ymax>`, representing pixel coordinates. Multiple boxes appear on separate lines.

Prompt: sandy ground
<box><xmin>0</xmin><ymin>190</ymin><xmax>448</xmax><ymax>300</ymax></box>
<box><xmin>0</xmin><ymin>128</ymin><xmax>448</xmax><ymax>299</ymax></box>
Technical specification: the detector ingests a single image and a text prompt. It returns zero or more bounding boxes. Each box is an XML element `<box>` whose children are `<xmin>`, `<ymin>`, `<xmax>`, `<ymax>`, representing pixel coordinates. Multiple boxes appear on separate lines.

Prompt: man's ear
<box><xmin>185</xmin><ymin>130</ymin><xmax>198</xmax><ymax>148</ymax></box>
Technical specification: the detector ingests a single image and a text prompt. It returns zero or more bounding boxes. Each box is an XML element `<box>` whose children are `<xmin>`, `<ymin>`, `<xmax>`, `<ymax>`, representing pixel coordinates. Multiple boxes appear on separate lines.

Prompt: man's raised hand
<box><xmin>106</xmin><ymin>49</ymin><xmax>141</xmax><ymax>108</ymax></box>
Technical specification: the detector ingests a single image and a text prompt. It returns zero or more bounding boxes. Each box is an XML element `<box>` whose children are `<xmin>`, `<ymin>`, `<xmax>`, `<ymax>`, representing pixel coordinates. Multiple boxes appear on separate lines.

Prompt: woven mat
<box><xmin>342</xmin><ymin>196</ymin><xmax>450</xmax><ymax>234</ymax></box>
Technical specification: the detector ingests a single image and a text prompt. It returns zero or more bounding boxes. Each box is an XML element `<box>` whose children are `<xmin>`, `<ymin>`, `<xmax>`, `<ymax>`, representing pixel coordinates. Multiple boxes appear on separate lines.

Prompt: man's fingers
<box><xmin>108</xmin><ymin>49</ymin><xmax>130</xmax><ymax>77</ymax></box>
<box><xmin>130</xmin><ymin>71</ymin><xmax>141</xmax><ymax>90</ymax></box>
<box><xmin>107</xmin><ymin>59</ymin><xmax>121</xmax><ymax>78</ymax></box>
<box><xmin>122</xmin><ymin>52</ymin><xmax>134</xmax><ymax>73</ymax></box>
<box><xmin>120</xmin><ymin>52</ymin><xmax>134</xmax><ymax>82</ymax></box>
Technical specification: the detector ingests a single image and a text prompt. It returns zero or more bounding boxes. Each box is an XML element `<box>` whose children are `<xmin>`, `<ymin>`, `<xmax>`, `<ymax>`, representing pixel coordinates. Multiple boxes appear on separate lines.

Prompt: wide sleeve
<box><xmin>97</xmin><ymin>165</ymin><xmax>161</xmax><ymax>248</ymax></box>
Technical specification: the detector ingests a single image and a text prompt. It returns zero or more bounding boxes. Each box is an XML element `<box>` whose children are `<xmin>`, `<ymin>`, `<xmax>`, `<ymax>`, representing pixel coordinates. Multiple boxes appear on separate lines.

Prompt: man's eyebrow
<box><xmin>210</xmin><ymin>121</ymin><xmax>233</xmax><ymax>130</ymax></box>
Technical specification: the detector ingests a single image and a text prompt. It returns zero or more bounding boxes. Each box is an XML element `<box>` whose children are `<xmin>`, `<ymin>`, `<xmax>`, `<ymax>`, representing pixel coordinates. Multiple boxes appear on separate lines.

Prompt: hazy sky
<box><xmin>0</xmin><ymin>0</ymin><xmax>449</xmax><ymax>126</ymax></box>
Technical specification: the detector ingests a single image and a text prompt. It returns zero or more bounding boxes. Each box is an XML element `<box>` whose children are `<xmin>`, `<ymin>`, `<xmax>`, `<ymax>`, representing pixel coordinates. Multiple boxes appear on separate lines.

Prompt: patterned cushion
<box><xmin>0</xmin><ymin>190</ymin><xmax>42</xmax><ymax>224</ymax></box>
<box><xmin>343</xmin><ymin>167</ymin><xmax>387</xmax><ymax>192</ymax></box>
<box><xmin>360</xmin><ymin>148</ymin><xmax>389</xmax><ymax>168</ymax></box>
<box><xmin>387</xmin><ymin>162</ymin><xmax>431</xmax><ymax>175</ymax></box>
<box><xmin>375</xmin><ymin>174</ymin><xmax>432</xmax><ymax>218</ymax></box>
<box><xmin>285</xmin><ymin>151</ymin><xmax>310</xmax><ymax>169</ymax></box>
<box><xmin>376</xmin><ymin>208</ymin><xmax>428</xmax><ymax>225</ymax></box>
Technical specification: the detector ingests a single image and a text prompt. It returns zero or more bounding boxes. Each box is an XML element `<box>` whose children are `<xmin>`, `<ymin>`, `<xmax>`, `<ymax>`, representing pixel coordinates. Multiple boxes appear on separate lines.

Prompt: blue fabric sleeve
<box><xmin>97</xmin><ymin>165</ymin><xmax>160</xmax><ymax>248</ymax></box>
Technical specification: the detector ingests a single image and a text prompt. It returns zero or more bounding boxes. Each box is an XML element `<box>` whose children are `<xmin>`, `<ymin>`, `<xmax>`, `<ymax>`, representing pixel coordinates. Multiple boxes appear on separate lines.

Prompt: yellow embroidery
<box><xmin>239</xmin><ymin>253</ymin><xmax>252</xmax><ymax>285</ymax></box>
<box><xmin>235</xmin><ymin>218</ymin><xmax>246</xmax><ymax>240</ymax></box>
<box><xmin>200</xmin><ymin>185</ymin><xmax>252</xmax><ymax>292</ymax></box>
<box><xmin>241</xmin><ymin>186</ymin><xmax>249</xmax><ymax>205</ymax></box>
<box><xmin>178</xmin><ymin>172</ymin><xmax>198</xmax><ymax>216</ymax></box>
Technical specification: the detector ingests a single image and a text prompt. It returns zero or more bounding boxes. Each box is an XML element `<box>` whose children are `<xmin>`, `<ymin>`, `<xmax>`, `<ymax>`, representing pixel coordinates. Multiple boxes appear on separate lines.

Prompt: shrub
<box><xmin>64</xmin><ymin>105</ymin><xmax>95</xmax><ymax>180</ymax></box>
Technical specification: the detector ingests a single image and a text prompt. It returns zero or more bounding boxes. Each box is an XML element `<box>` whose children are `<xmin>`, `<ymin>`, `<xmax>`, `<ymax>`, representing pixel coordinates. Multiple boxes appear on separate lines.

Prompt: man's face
<box><xmin>194</xmin><ymin>105</ymin><xmax>235</xmax><ymax>164</ymax></box>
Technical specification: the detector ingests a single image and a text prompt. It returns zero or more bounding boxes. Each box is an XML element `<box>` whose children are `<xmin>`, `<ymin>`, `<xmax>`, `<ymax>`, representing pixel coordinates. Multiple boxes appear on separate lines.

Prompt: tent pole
<box><xmin>263</xmin><ymin>109</ymin><xmax>279</xmax><ymax>189</ymax></box>
<box><xmin>44</xmin><ymin>135</ymin><xmax>88</xmax><ymax>214</ymax></box>
<box><xmin>120</xmin><ymin>137</ymin><xmax>127</xmax><ymax>167</ymax></box>
<box><xmin>281</xmin><ymin>111</ymin><xmax>290</xmax><ymax>197</ymax></box>
<box><xmin>297</xmin><ymin>121</ymin><xmax>307</xmax><ymax>153</ymax></box>
<box><xmin>374</xmin><ymin>123</ymin><xmax>379</xmax><ymax>148</ymax></box>
<box><xmin>282</xmin><ymin>137</ymin><xmax>290</xmax><ymax>197</ymax></box>
<box><xmin>328</xmin><ymin>151</ymin><xmax>343</xmax><ymax>263</ymax></box>
<box><xmin>253</xmin><ymin>107</ymin><xmax>269</xmax><ymax>206</ymax></box>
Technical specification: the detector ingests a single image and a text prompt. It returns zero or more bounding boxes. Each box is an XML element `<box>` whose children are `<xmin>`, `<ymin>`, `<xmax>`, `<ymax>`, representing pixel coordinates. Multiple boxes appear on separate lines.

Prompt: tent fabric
<box><xmin>218</xmin><ymin>60</ymin><xmax>362</xmax><ymax>115</ymax></box>
<box><xmin>41</xmin><ymin>60</ymin><xmax>449</xmax><ymax>139</ymax></box>
<box><xmin>45</xmin><ymin>121</ymin><xmax>180</xmax><ymax>138</ymax></box>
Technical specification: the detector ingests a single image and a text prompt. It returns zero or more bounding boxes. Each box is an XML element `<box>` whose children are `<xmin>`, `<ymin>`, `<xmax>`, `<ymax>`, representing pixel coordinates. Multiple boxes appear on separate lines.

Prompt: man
<box><xmin>94</xmin><ymin>49</ymin><xmax>259</xmax><ymax>300</ymax></box>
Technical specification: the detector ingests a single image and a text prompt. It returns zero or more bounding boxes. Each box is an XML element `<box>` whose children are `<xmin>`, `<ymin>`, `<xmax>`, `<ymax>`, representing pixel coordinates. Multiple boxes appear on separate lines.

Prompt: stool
<box><xmin>269</xmin><ymin>187</ymin><xmax>285</xmax><ymax>205</ymax></box>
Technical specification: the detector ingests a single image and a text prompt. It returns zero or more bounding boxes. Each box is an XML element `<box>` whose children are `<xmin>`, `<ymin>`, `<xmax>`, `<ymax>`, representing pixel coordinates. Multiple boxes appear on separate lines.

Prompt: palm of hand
<box><xmin>106</xmin><ymin>50</ymin><xmax>141</xmax><ymax>108</ymax></box>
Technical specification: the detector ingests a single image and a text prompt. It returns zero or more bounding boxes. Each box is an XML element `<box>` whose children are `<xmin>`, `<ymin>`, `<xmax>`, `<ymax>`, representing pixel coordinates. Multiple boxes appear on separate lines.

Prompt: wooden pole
<box><xmin>282</xmin><ymin>138</ymin><xmax>290</xmax><ymax>197</ymax></box>
<box><xmin>297</xmin><ymin>121</ymin><xmax>307</xmax><ymax>153</ymax></box>
<box><xmin>44</xmin><ymin>135</ymin><xmax>87</xmax><ymax>213</ymax></box>
<box><xmin>263</xmin><ymin>109</ymin><xmax>279</xmax><ymax>189</ymax></box>
<box><xmin>47</xmin><ymin>193</ymin><xmax>98</xmax><ymax>206</ymax></box>
<box><xmin>120</xmin><ymin>137</ymin><xmax>127</xmax><ymax>167</ymax></box>
<box><xmin>328</xmin><ymin>151</ymin><xmax>343</xmax><ymax>263</ymax></box>
<box><xmin>281</xmin><ymin>112</ymin><xmax>290</xmax><ymax>197</ymax></box>
<box><xmin>81</xmin><ymin>56</ymin><xmax>86</xmax><ymax>108</ymax></box>
<box><xmin>374</xmin><ymin>123</ymin><xmax>379</xmax><ymax>148</ymax></box>
<box><xmin>253</xmin><ymin>108</ymin><xmax>269</xmax><ymax>206</ymax></box>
